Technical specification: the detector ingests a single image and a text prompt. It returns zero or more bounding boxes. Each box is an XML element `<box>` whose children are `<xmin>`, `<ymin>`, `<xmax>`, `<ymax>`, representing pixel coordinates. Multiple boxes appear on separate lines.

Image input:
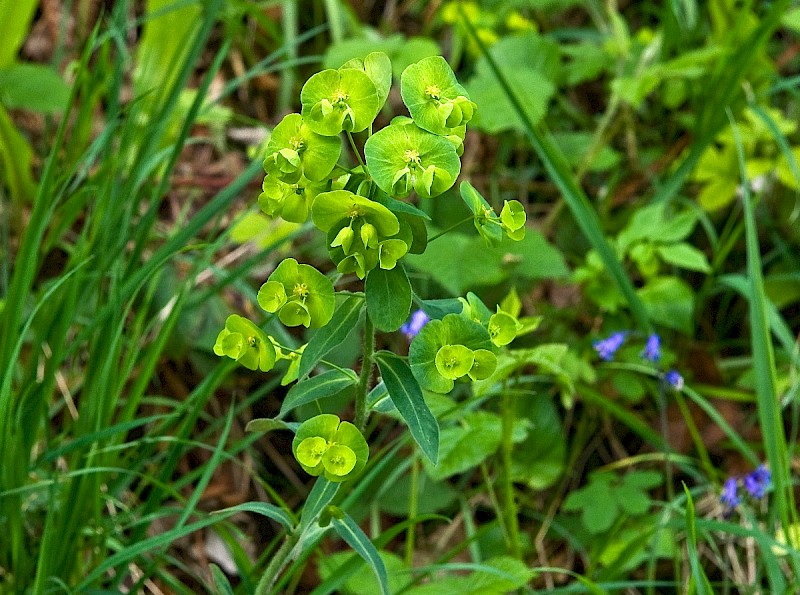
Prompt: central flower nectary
<box><xmin>403</xmin><ymin>149</ymin><xmax>421</xmax><ymax>165</ymax></box>
<box><xmin>425</xmin><ymin>84</ymin><xmax>441</xmax><ymax>100</ymax></box>
<box><xmin>293</xmin><ymin>282</ymin><xmax>309</xmax><ymax>299</ymax></box>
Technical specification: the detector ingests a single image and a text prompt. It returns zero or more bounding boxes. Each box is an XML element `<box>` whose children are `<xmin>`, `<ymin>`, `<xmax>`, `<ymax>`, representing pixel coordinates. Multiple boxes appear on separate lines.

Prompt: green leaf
<box><xmin>466</xmin><ymin>68</ymin><xmax>554</xmax><ymax>134</ymax></box>
<box><xmin>0</xmin><ymin>103</ymin><xmax>36</xmax><ymax>202</ymax></box>
<box><xmin>510</xmin><ymin>396</ymin><xmax>566</xmax><ymax>490</ymax></box>
<box><xmin>212</xmin><ymin>501</ymin><xmax>294</xmax><ymax>530</ymax></box>
<box><xmin>637</xmin><ymin>276</ymin><xmax>694</xmax><ymax>333</ymax></box>
<box><xmin>299</xmin><ymin>296</ymin><xmax>364</xmax><ymax>379</ymax></box>
<box><xmin>279</xmin><ymin>368</ymin><xmax>359</xmax><ymax>417</ymax></box>
<box><xmin>425</xmin><ymin>411</ymin><xmax>501</xmax><ymax>480</ymax></box>
<box><xmin>365</xmin><ymin>266</ymin><xmax>412</xmax><ymax>332</ymax></box>
<box><xmin>0</xmin><ymin>64</ymin><xmax>70</xmax><ymax>113</ymax></box>
<box><xmin>331</xmin><ymin>513</ymin><xmax>390</xmax><ymax>595</ymax></box>
<box><xmin>374</xmin><ymin>351</ymin><xmax>439</xmax><ymax>464</ymax></box>
<box><xmin>655</xmin><ymin>243</ymin><xmax>711</xmax><ymax>273</ymax></box>
<box><xmin>245</xmin><ymin>417</ymin><xmax>297</xmax><ymax>434</ymax></box>
<box><xmin>299</xmin><ymin>477</ymin><xmax>340</xmax><ymax>532</ymax></box>
<box><xmin>406</xmin><ymin>231</ymin><xmax>568</xmax><ymax>295</ymax></box>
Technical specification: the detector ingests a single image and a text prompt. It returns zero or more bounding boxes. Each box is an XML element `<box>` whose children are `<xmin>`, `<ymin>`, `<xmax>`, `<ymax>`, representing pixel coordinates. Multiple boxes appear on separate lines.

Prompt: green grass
<box><xmin>2</xmin><ymin>0</ymin><xmax>800</xmax><ymax>592</ymax></box>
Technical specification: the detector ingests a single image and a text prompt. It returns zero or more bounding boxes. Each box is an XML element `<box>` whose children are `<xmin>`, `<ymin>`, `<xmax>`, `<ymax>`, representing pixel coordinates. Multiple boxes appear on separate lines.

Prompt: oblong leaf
<box><xmin>332</xmin><ymin>513</ymin><xmax>390</xmax><ymax>595</ymax></box>
<box><xmin>365</xmin><ymin>266</ymin><xmax>412</xmax><ymax>332</ymax></box>
<box><xmin>299</xmin><ymin>296</ymin><xmax>364</xmax><ymax>379</ymax></box>
<box><xmin>374</xmin><ymin>351</ymin><xmax>439</xmax><ymax>464</ymax></box>
<box><xmin>280</xmin><ymin>368</ymin><xmax>359</xmax><ymax>417</ymax></box>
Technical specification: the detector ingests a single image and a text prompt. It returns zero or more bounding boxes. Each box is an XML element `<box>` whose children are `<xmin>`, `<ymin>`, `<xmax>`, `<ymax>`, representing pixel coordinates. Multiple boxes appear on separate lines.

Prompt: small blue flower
<box><xmin>401</xmin><ymin>309</ymin><xmax>430</xmax><ymax>340</ymax></box>
<box><xmin>721</xmin><ymin>477</ymin><xmax>740</xmax><ymax>508</ymax></box>
<box><xmin>593</xmin><ymin>332</ymin><xmax>626</xmax><ymax>361</ymax></box>
<box><xmin>641</xmin><ymin>333</ymin><xmax>661</xmax><ymax>362</ymax></box>
<box><xmin>744</xmin><ymin>465</ymin><xmax>770</xmax><ymax>499</ymax></box>
<box><xmin>664</xmin><ymin>370</ymin><xmax>684</xmax><ymax>390</ymax></box>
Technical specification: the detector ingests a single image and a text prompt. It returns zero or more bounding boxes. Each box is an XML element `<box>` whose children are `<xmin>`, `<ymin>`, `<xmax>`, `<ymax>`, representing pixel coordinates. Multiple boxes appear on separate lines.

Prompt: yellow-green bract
<box><xmin>257</xmin><ymin>258</ymin><xmax>336</xmax><ymax>328</ymax></box>
<box><xmin>262</xmin><ymin>113</ymin><xmax>342</xmax><ymax>183</ymax></box>
<box><xmin>301</xmin><ymin>67</ymin><xmax>383</xmax><ymax>136</ymax></box>
<box><xmin>291</xmin><ymin>414</ymin><xmax>369</xmax><ymax>482</ymax></box>
<box><xmin>213</xmin><ymin>314</ymin><xmax>277</xmax><ymax>372</ymax></box>
<box><xmin>364</xmin><ymin>121</ymin><xmax>461</xmax><ymax>199</ymax></box>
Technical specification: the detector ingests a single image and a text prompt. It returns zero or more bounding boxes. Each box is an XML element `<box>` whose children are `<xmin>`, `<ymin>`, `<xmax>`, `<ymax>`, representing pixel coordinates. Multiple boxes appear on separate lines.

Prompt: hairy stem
<box><xmin>254</xmin><ymin>531</ymin><xmax>299</xmax><ymax>595</ymax></box>
<box><xmin>354</xmin><ymin>313</ymin><xmax>375</xmax><ymax>432</ymax></box>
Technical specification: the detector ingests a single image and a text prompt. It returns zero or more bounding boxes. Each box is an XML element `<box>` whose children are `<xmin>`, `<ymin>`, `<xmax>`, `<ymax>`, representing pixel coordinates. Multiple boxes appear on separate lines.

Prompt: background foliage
<box><xmin>1</xmin><ymin>0</ymin><xmax>799</xmax><ymax>592</ymax></box>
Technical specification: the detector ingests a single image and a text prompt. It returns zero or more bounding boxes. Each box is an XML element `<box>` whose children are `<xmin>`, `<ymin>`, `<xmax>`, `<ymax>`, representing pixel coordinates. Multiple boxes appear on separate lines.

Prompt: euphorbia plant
<box><xmin>212</xmin><ymin>52</ymin><xmax>527</xmax><ymax>594</ymax></box>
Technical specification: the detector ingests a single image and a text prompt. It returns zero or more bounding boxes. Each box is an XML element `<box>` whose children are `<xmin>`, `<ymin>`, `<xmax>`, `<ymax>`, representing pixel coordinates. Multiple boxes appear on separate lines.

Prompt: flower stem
<box><xmin>346</xmin><ymin>130</ymin><xmax>370</xmax><ymax>179</ymax></box>
<box><xmin>254</xmin><ymin>530</ymin><xmax>299</xmax><ymax>595</ymax></box>
<box><xmin>427</xmin><ymin>216</ymin><xmax>474</xmax><ymax>243</ymax></box>
<box><xmin>354</xmin><ymin>313</ymin><xmax>375</xmax><ymax>432</ymax></box>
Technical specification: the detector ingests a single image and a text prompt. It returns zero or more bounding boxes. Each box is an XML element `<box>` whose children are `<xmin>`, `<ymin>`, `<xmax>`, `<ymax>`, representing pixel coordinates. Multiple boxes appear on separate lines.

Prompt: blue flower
<box><xmin>664</xmin><ymin>370</ymin><xmax>684</xmax><ymax>390</ymax></box>
<box><xmin>593</xmin><ymin>332</ymin><xmax>626</xmax><ymax>361</ymax></box>
<box><xmin>401</xmin><ymin>309</ymin><xmax>430</xmax><ymax>340</ymax></box>
<box><xmin>641</xmin><ymin>333</ymin><xmax>661</xmax><ymax>362</ymax></box>
<box><xmin>744</xmin><ymin>465</ymin><xmax>770</xmax><ymax>499</ymax></box>
<box><xmin>721</xmin><ymin>477</ymin><xmax>740</xmax><ymax>508</ymax></box>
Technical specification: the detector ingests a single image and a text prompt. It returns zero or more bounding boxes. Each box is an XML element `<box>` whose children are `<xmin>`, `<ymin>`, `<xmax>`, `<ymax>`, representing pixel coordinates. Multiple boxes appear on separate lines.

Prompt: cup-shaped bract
<box><xmin>500</xmin><ymin>200</ymin><xmax>527</xmax><ymax>241</ymax></box>
<box><xmin>291</xmin><ymin>414</ymin><xmax>369</xmax><ymax>482</ymax></box>
<box><xmin>340</xmin><ymin>52</ymin><xmax>392</xmax><ymax>106</ymax></box>
<box><xmin>213</xmin><ymin>314</ymin><xmax>277</xmax><ymax>372</ymax></box>
<box><xmin>311</xmin><ymin>190</ymin><xmax>400</xmax><ymax>237</ymax></box>
<box><xmin>258</xmin><ymin>175</ymin><xmax>325</xmax><ymax>224</ymax></box>
<box><xmin>301</xmin><ymin>68</ymin><xmax>382</xmax><ymax>136</ymax></box>
<box><xmin>364</xmin><ymin>122</ymin><xmax>461</xmax><ymax>199</ymax></box>
<box><xmin>401</xmin><ymin>56</ymin><xmax>477</xmax><ymax>135</ymax></box>
<box><xmin>409</xmin><ymin>313</ymin><xmax>495</xmax><ymax>393</ymax></box>
<box><xmin>488</xmin><ymin>309</ymin><xmax>521</xmax><ymax>347</ymax></box>
<box><xmin>263</xmin><ymin>113</ymin><xmax>342</xmax><ymax>183</ymax></box>
<box><xmin>257</xmin><ymin>258</ymin><xmax>335</xmax><ymax>328</ymax></box>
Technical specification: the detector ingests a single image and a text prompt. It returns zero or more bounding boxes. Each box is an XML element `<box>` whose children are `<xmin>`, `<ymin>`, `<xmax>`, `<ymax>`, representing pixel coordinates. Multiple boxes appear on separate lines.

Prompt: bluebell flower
<box><xmin>721</xmin><ymin>477</ymin><xmax>740</xmax><ymax>508</ymax></box>
<box><xmin>744</xmin><ymin>465</ymin><xmax>771</xmax><ymax>499</ymax></box>
<box><xmin>641</xmin><ymin>333</ymin><xmax>661</xmax><ymax>362</ymax></box>
<box><xmin>401</xmin><ymin>309</ymin><xmax>430</xmax><ymax>340</ymax></box>
<box><xmin>593</xmin><ymin>332</ymin><xmax>626</xmax><ymax>361</ymax></box>
<box><xmin>664</xmin><ymin>370</ymin><xmax>684</xmax><ymax>390</ymax></box>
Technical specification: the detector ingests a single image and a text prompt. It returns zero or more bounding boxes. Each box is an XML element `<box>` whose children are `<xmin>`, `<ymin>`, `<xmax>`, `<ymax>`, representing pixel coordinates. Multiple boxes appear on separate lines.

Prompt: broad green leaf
<box><xmin>425</xmin><ymin>411</ymin><xmax>502</xmax><ymax>480</ymax></box>
<box><xmin>510</xmin><ymin>397</ymin><xmax>566</xmax><ymax>490</ymax></box>
<box><xmin>279</xmin><ymin>368</ymin><xmax>359</xmax><ymax>417</ymax></box>
<box><xmin>318</xmin><ymin>550</ymin><xmax>411</xmax><ymax>595</ymax></box>
<box><xmin>655</xmin><ymin>243</ymin><xmax>711</xmax><ymax>273</ymax></box>
<box><xmin>637</xmin><ymin>276</ymin><xmax>694</xmax><ymax>332</ymax></box>
<box><xmin>299</xmin><ymin>296</ymin><xmax>364</xmax><ymax>379</ymax></box>
<box><xmin>365</xmin><ymin>266</ymin><xmax>412</xmax><ymax>332</ymax></box>
<box><xmin>467</xmin><ymin>68</ymin><xmax>554</xmax><ymax>134</ymax></box>
<box><xmin>0</xmin><ymin>64</ymin><xmax>70</xmax><ymax>113</ymax></box>
<box><xmin>375</xmin><ymin>351</ymin><xmax>439</xmax><ymax>464</ymax></box>
<box><xmin>0</xmin><ymin>102</ymin><xmax>36</xmax><ymax>202</ymax></box>
<box><xmin>407</xmin><ymin>231</ymin><xmax>568</xmax><ymax>295</ymax></box>
<box><xmin>0</xmin><ymin>0</ymin><xmax>39</xmax><ymax>67</ymax></box>
<box><xmin>331</xmin><ymin>513</ymin><xmax>390</xmax><ymax>595</ymax></box>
